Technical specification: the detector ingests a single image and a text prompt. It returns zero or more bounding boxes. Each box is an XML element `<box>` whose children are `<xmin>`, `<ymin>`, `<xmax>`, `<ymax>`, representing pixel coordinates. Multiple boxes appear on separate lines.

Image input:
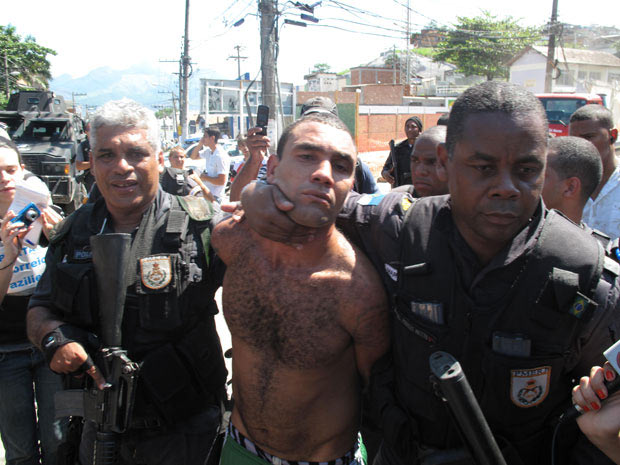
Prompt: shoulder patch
<box><xmin>510</xmin><ymin>366</ymin><xmax>551</xmax><ymax>408</ymax></box>
<box><xmin>357</xmin><ymin>193</ymin><xmax>385</xmax><ymax>206</ymax></box>
<box><xmin>177</xmin><ymin>195</ymin><xmax>215</xmax><ymax>221</ymax></box>
<box><xmin>400</xmin><ymin>196</ymin><xmax>412</xmax><ymax>212</ymax></box>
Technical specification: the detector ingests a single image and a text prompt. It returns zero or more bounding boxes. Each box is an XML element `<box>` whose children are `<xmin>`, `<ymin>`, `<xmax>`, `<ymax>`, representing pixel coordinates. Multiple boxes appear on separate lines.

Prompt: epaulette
<box><xmin>177</xmin><ymin>195</ymin><xmax>215</xmax><ymax>222</ymax></box>
<box><xmin>356</xmin><ymin>193</ymin><xmax>386</xmax><ymax>206</ymax></box>
<box><xmin>590</xmin><ymin>228</ymin><xmax>612</xmax><ymax>249</ymax></box>
<box><xmin>175</xmin><ymin>195</ymin><xmax>217</xmax><ymax>266</ymax></box>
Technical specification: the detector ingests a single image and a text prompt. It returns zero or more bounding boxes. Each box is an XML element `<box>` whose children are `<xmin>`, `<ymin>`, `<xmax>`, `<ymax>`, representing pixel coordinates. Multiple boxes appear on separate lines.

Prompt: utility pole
<box><xmin>72</xmin><ymin>92</ymin><xmax>87</xmax><ymax>113</ymax></box>
<box><xmin>544</xmin><ymin>0</ymin><xmax>559</xmax><ymax>92</ymax></box>
<box><xmin>405</xmin><ymin>0</ymin><xmax>411</xmax><ymax>88</ymax></box>
<box><xmin>392</xmin><ymin>45</ymin><xmax>397</xmax><ymax>84</ymax></box>
<box><xmin>159</xmin><ymin>91</ymin><xmax>179</xmax><ymax>139</ymax></box>
<box><xmin>180</xmin><ymin>0</ymin><xmax>191</xmax><ymax>143</ymax></box>
<box><xmin>228</xmin><ymin>45</ymin><xmax>248</xmax><ymax>80</ymax></box>
<box><xmin>4</xmin><ymin>52</ymin><xmax>9</xmax><ymax>99</ymax></box>
<box><xmin>228</xmin><ymin>45</ymin><xmax>248</xmax><ymax>136</ymax></box>
<box><xmin>259</xmin><ymin>0</ymin><xmax>278</xmax><ymax>131</ymax></box>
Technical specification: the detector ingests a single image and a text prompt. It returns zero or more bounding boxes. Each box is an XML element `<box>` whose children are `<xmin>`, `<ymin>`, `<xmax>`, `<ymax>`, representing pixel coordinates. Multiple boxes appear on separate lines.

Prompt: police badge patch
<box><xmin>140</xmin><ymin>256</ymin><xmax>172</xmax><ymax>290</ymax></box>
<box><xmin>510</xmin><ymin>366</ymin><xmax>551</xmax><ymax>408</ymax></box>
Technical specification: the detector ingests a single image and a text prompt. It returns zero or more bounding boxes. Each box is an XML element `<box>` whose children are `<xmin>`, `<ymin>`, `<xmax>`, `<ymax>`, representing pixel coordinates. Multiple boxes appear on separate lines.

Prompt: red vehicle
<box><xmin>536</xmin><ymin>93</ymin><xmax>604</xmax><ymax>137</ymax></box>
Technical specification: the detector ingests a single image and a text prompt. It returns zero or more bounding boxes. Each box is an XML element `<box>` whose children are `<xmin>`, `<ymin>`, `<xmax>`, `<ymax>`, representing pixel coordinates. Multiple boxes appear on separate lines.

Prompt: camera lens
<box><xmin>25</xmin><ymin>209</ymin><xmax>38</xmax><ymax>222</ymax></box>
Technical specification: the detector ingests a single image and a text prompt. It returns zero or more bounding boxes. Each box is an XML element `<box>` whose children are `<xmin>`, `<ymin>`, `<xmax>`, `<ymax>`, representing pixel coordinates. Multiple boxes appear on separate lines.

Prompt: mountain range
<box><xmin>50</xmin><ymin>62</ymin><xmax>220</xmax><ymax>110</ymax></box>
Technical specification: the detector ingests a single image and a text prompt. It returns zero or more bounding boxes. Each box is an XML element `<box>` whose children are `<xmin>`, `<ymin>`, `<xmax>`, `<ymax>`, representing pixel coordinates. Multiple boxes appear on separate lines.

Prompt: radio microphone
<box><xmin>560</xmin><ymin>339</ymin><xmax>620</xmax><ymax>422</ymax></box>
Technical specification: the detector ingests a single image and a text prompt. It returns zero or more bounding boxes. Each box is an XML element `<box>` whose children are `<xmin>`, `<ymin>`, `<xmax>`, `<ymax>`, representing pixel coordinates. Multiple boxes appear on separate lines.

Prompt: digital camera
<box><xmin>11</xmin><ymin>202</ymin><xmax>41</xmax><ymax>227</ymax></box>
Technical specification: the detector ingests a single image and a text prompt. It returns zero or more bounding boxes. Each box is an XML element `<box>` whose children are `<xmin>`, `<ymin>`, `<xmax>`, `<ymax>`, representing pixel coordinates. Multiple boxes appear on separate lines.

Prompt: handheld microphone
<box><xmin>560</xmin><ymin>339</ymin><xmax>620</xmax><ymax>422</ymax></box>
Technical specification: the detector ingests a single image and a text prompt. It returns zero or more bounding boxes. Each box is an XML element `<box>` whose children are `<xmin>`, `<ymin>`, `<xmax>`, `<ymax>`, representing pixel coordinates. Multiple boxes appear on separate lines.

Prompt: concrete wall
<box><xmin>294</xmin><ymin>91</ymin><xmax>446</xmax><ymax>152</ymax></box>
<box><xmin>360</xmin><ymin>85</ymin><xmax>403</xmax><ymax>105</ymax></box>
<box><xmin>356</xmin><ymin>110</ymin><xmax>443</xmax><ymax>152</ymax></box>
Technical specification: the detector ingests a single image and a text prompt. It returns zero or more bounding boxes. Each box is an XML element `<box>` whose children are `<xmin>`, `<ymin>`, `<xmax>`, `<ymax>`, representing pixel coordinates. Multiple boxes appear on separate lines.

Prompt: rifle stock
<box><xmin>388</xmin><ymin>139</ymin><xmax>398</xmax><ymax>186</ymax></box>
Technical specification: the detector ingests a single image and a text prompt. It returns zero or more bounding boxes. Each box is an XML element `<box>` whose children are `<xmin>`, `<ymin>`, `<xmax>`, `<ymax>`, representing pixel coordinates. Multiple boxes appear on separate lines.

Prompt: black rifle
<box><xmin>388</xmin><ymin>139</ymin><xmax>398</xmax><ymax>187</ymax></box>
<box><xmin>429</xmin><ymin>351</ymin><xmax>507</xmax><ymax>465</ymax></box>
<box><xmin>85</xmin><ymin>233</ymin><xmax>139</xmax><ymax>465</ymax></box>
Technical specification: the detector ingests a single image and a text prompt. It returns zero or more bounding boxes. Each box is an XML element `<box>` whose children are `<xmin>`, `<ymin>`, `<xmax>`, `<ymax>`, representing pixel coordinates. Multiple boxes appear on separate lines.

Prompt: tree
<box><xmin>433</xmin><ymin>12</ymin><xmax>540</xmax><ymax>81</ymax></box>
<box><xmin>155</xmin><ymin>107</ymin><xmax>173</xmax><ymax>119</ymax></box>
<box><xmin>311</xmin><ymin>63</ymin><xmax>331</xmax><ymax>73</ymax></box>
<box><xmin>384</xmin><ymin>50</ymin><xmax>400</xmax><ymax>68</ymax></box>
<box><xmin>0</xmin><ymin>25</ymin><xmax>56</xmax><ymax>107</ymax></box>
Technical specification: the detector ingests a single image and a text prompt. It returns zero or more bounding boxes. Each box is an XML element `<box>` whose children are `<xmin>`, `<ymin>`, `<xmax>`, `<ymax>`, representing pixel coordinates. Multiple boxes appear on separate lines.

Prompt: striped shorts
<box><xmin>220</xmin><ymin>423</ymin><xmax>365</xmax><ymax>465</ymax></box>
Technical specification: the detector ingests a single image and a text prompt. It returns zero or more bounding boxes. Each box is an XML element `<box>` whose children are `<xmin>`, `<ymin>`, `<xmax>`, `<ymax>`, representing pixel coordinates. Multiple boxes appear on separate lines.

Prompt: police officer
<box><xmin>237</xmin><ymin>82</ymin><xmax>620</xmax><ymax>464</ymax></box>
<box><xmin>76</xmin><ymin>122</ymin><xmax>95</xmax><ymax>193</ymax></box>
<box><xmin>381</xmin><ymin>116</ymin><xmax>422</xmax><ymax>187</ymax></box>
<box><xmin>26</xmin><ymin>99</ymin><xmax>227</xmax><ymax>465</ymax></box>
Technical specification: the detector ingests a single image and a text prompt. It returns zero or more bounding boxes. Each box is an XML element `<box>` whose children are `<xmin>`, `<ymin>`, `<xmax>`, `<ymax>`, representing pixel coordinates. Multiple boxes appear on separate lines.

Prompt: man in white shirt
<box><xmin>189</xmin><ymin>128</ymin><xmax>229</xmax><ymax>202</ymax></box>
<box><xmin>569</xmin><ymin>105</ymin><xmax>619</xmax><ymax>239</ymax></box>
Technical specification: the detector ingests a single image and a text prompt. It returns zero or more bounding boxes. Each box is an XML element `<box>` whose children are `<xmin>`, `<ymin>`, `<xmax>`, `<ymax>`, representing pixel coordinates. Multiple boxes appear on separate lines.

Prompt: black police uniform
<box><xmin>76</xmin><ymin>139</ymin><xmax>95</xmax><ymax>193</ymax></box>
<box><xmin>159</xmin><ymin>167</ymin><xmax>193</xmax><ymax>196</ymax></box>
<box><xmin>337</xmin><ymin>192</ymin><xmax>620</xmax><ymax>465</ymax></box>
<box><xmin>28</xmin><ymin>188</ymin><xmax>228</xmax><ymax>465</ymax></box>
<box><xmin>382</xmin><ymin>140</ymin><xmax>413</xmax><ymax>187</ymax></box>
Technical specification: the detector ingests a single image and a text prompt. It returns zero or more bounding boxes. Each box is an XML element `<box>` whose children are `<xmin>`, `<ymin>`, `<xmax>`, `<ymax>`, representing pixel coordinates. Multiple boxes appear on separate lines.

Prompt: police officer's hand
<box><xmin>240</xmin><ymin>181</ymin><xmax>316</xmax><ymax>247</ymax></box>
<box><xmin>246</xmin><ymin>127</ymin><xmax>270</xmax><ymax>161</ymax></box>
<box><xmin>40</xmin><ymin>206</ymin><xmax>63</xmax><ymax>240</ymax></box>
<box><xmin>573</xmin><ymin>363</ymin><xmax>620</xmax><ymax>464</ymax></box>
<box><xmin>51</xmin><ymin>342</ymin><xmax>108</xmax><ymax>390</ymax></box>
<box><xmin>382</xmin><ymin>168</ymin><xmax>395</xmax><ymax>185</ymax></box>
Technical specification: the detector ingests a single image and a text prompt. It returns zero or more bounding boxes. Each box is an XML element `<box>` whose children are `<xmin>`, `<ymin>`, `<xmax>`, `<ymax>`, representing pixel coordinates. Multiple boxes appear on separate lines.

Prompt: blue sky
<box><xmin>7</xmin><ymin>0</ymin><xmax>619</xmax><ymax>86</ymax></box>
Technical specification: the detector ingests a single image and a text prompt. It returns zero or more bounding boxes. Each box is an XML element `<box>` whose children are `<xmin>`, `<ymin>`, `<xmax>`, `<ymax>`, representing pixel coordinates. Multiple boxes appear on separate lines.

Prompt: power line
<box><xmin>308</xmin><ymin>22</ymin><xmax>404</xmax><ymax>40</ymax></box>
<box><xmin>308</xmin><ymin>15</ymin><xmax>408</xmax><ymax>33</ymax></box>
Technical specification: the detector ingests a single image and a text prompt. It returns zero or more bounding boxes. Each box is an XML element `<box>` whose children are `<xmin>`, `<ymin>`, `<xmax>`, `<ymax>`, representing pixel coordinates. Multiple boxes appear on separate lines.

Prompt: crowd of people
<box><xmin>0</xmin><ymin>81</ymin><xmax>618</xmax><ymax>465</ymax></box>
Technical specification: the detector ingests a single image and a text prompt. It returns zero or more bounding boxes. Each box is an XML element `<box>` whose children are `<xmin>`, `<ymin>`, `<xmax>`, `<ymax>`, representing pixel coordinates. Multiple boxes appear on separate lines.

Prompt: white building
<box><xmin>303</xmin><ymin>72</ymin><xmax>339</xmax><ymax>92</ymax></box>
<box><xmin>508</xmin><ymin>45</ymin><xmax>620</xmax><ymax>95</ymax></box>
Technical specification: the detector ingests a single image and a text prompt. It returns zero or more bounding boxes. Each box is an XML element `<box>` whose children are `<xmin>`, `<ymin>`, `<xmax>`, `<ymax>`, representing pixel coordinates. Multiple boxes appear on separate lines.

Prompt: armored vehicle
<box><xmin>0</xmin><ymin>91</ymin><xmax>86</xmax><ymax>213</ymax></box>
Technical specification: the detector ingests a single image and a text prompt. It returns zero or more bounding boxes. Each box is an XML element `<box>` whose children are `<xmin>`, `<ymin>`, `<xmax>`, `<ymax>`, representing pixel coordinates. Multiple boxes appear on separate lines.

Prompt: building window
<box><xmin>589</xmin><ymin>71</ymin><xmax>601</xmax><ymax>81</ymax></box>
<box><xmin>556</xmin><ymin>70</ymin><xmax>574</xmax><ymax>86</ymax></box>
<box><xmin>577</xmin><ymin>71</ymin><xmax>587</xmax><ymax>80</ymax></box>
<box><xmin>609</xmin><ymin>73</ymin><xmax>620</xmax><ymax>83</ymax></box>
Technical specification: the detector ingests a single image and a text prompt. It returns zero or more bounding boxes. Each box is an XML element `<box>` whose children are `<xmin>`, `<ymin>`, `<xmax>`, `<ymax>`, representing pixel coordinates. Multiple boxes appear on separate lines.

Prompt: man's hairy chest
<box><xmin>222</xmin><ymin>259</ymin><xmax>353</xmax><ymax>369</ymax></box>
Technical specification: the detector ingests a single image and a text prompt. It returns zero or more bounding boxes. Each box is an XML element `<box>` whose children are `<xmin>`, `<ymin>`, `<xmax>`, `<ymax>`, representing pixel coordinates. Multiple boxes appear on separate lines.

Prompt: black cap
<box><xmin>300</xmin><ymin>96</ymin><xmax>339</xmax><ymax>117</ymax></box>
<box><xmin>405</xmin><ymin>116</ymin><xmax>423</xmax><ymax>132</ymax></box>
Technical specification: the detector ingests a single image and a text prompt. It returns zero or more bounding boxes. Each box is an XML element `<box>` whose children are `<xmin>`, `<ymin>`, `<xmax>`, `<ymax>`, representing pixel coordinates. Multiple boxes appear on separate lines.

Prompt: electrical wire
<box><xmin>306</xmin><ymin>22</ymin><xmax>404</xmax><ymax>40</ymax></box>
<box><xmin>308</xmin><ymin>15</ymin><xmax>409</xmax><ymax>34</ymax></box>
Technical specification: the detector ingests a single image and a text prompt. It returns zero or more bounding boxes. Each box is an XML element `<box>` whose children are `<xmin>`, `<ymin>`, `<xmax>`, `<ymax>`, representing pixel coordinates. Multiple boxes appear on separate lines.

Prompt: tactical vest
<box><xmin>390</xmin><ymin>199</ymin><xmax>615</xmax><ymax>464</ymax></box>
<box><xmin>48</xmin><ymin>194</ymin><xmax>227</xmax><ymax>425</ymax></box>
<box><xmin>160</xmin><ymin>167</ymin><xmax>192</xmax><ymax>196</ymax></box>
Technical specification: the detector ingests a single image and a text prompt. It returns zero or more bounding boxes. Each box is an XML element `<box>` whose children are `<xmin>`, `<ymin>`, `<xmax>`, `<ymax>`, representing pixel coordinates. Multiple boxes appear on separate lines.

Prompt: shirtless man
<box><xmin>212</xmin><ymin>112</ymin><xmax>389</xmax><ymax>465</ymax></box>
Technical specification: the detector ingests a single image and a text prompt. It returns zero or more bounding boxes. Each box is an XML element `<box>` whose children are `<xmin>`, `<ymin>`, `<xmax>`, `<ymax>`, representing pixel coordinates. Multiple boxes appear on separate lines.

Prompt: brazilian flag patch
<box><xmin>569</xmin><ymin>293</ymin><xmax>591</xmax><ymax>319</ymax></box>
